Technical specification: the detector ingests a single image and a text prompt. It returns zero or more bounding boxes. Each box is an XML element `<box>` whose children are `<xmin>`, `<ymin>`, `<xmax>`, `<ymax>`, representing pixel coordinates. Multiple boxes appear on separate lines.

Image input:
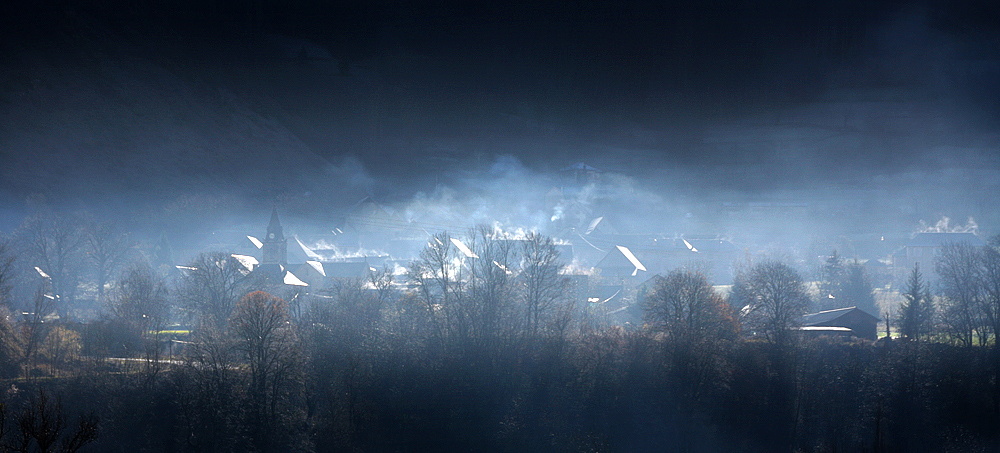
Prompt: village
<box><xmin>5</xmin><ymin>163</ymin><xmax>990</xmax><ymax>346</ymax></box>
<box><xmin>1</xmin><ymin>171</ymin><xmax>997</xmax><ymax>451</ymax></box>
<box><xmin>123</xmin><ymin>163</ymin><xmax>981</xmax><ymax>344</ymax></box>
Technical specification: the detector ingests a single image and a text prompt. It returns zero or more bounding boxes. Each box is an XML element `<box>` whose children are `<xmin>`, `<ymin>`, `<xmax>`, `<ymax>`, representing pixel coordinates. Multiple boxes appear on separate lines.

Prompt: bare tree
<box><xmin>305</xmin><ymin>277</ymin><xmax>383</xmax><ymax>439</ymax></box>
<box><xmin>643</xmin><ymin>267</ymin><xmax>735</xmax><ymax>425</ymax></box>
<box><xmin>176</xmin><ymin>252</ymin><xmax>260</xmax><ymax>328</ymax></box>
<box><xmin>411</xmin><ymin>227</ymin><xmax>557</xmax><ymax>354</ymax></box>
<box><xmin>230</xmin><ymin>291</ymin><xmax>300</xmax><ymax>449</ymax></box>
<box><xmin>4</xmin><ymin>388</ymin><xmax>98</xmax><ymax>453</ymax></box>
<box><xmin>39</xmin><ymin>326</ymin><xmax>81</xmax><ymax>377</ymax></box>
<box><xmin>0</xmin><ymin>305</ymin><xmax>22</xmax><ymax>379</ymax></box>
<box><xmin>936</xmin><ymin>242</ymin><xmax>984</xmax><ymax>347</ymax></box>
<box><xmin>518</xmin><ymin>232</ymin><xmax>571</xmax><ymax>339</ymax></box>
<box><xmin>982</xmin><ymin>246</ymin><xmax>1000</xmax><ymax>346</ymax></box>
<box><xmin>110</xmin><ymin>262</ymin><xmax>169</xmax><ymax>332</ymax></box>
<box><xmin>369</xmin><ymin>264</ymin><xmax>398</xmax><ymax>330</ymax></box>
<box><xmin>408</xmin><ymin>231</ymin><xmax>459</xmax><ymax>348</ymax></box>
<box><xmin>109</xmin><ymin>261</ymin><xmax>170</xmax><ymax>367</ymax></box>
<box><xmin>85</xmin><ymin>220</ymin><xmax>134</xmax><ymax>305</ymax></box>
<box><xmin>0</xmin><ymin>236</ymin><xmax>18</xmax><ymax>311</ymax></box>
<box><xmin>181</xmin><ymin>317</ymin><xmax>246</xmax><ymax>452</ymax></box>
<box><xmin>643</xmin><ymin>268</ymin><xmax>731</xmax><ymax>344</ymax></box>
<box><xmin>21</xmin><ymin>283</ymin><xmax>57</xmax><ymax>376</ymax></box>
<box><xmin>462</xmin><ymin>225</ymin><xmax>518</xmax><ymax>353</ymax></box>
<box><xmin>18</xmin><ymin>213</ymin><xmax>86</xmax><ymax>318</ymax></box>
<box><xmin>187</xmin><ymin>317</ymin><xmax>238</xmax><ymax>398</ymax></box>
<box><xmin>981</xmin><ymin>241</ymin><xmax>1000</xmax><ymax>413</ymax></box>
<box><xmin>732</xmin><ymin>259</ymin><xmax>810</xmax><ymax>345</ymax></box>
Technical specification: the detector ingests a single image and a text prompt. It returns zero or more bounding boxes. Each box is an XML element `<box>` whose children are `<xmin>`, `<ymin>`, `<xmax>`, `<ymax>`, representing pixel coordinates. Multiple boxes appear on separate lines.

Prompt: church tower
<box><xmin>261</xmin><ymin>207</ymin><xmax>287</xmax><ymax>265</ymax></box>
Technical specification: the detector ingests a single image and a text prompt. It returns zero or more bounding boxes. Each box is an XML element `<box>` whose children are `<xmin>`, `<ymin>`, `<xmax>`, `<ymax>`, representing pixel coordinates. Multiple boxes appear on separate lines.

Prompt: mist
<box><xmin>2</xmin><ymin>1</ymin><xmax>998</xmax><ymax>252</ymax></box>
<box><xmin>1</xmin><ymin>1</ymin><xmax>1000</xmax><ymax>450</ymax></box>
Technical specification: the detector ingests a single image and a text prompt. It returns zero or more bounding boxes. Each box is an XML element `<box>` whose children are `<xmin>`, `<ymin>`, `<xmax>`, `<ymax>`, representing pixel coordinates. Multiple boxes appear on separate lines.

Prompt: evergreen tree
<box><xmin>841</xmin><ymin>261</ymin><xmax>877</xmax><ymax>316</ymax></box>
<box><xmin>818</xmin><ymin>250</ymin><xmax>844</xmax><ymax>310</ymax></box>
<box><xmin>819</xmin><ymin>251</ymin><xmax>876</xmax><ymax>315</ymax></box>
<box><xmin>898</xmin><ymin>263</ymin><xmax>934</xmax><ymax>340</ymax></box>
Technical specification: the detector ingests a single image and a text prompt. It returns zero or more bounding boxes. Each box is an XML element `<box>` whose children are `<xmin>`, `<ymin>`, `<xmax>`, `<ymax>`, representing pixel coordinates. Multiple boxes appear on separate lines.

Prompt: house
<box><xmin>559</xmin><ymin>162</ymin><xmax>602</xmax><ymax>185</ymax></box>
<box><xmin>595</xmin><ymin>245</ymin><xmax>647</xmax><ymax>279</ymax></box>
<box><xmin>801</xmin><ymin>306</ymin><xmax>879</xmax><ymax>341</ymax></box>
<box><xmin>895</xmin><ymin>232</ymin><xmax>986</xmax><ymax>282</ymax></box>
<box><xmin>585</xmin><ymin>216</ymin><xmax>619</xmax><ymax>235</ymax></box>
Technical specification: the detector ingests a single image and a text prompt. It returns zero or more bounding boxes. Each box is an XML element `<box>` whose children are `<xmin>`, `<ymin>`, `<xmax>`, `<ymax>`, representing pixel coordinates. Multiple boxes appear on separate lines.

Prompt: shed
<box><xmin>801</xmin><ymin>306</ymin><xmax>879</xmax><ymax>341</ymax></box>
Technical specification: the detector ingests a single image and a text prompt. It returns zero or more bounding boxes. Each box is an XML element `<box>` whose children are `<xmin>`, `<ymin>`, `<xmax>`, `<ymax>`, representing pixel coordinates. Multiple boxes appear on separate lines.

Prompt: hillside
<box><xmin>0</xmin><ymin>12</ymin><xmax>342</xmax><ymax>208</ymax></box>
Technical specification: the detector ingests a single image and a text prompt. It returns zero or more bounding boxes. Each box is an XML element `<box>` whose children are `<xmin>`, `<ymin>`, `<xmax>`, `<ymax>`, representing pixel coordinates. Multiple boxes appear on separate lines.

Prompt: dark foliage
<box><xmin>8</xmin><ymin>324</ymin><xmax>1000</xmax><ymax>452</ymax></box>
<box><xmin>2</xmin><ymin>233</ymin><xmax>1000</xmax><ymax>452</ymax></box>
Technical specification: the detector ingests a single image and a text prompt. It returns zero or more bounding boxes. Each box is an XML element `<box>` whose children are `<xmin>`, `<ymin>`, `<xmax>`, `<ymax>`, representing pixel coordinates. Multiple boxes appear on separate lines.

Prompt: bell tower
<box><xmin>261</xmin><ymin>207</ymin><xmax>287</xmax><ymax>265</ymax></box>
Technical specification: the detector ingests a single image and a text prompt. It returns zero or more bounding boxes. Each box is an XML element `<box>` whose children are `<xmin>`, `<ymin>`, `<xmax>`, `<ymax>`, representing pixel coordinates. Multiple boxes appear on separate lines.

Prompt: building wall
<box><xmin>815</xmin><ymin>310</ymin><xmax>878</xmax><ymax>341</ymax></box>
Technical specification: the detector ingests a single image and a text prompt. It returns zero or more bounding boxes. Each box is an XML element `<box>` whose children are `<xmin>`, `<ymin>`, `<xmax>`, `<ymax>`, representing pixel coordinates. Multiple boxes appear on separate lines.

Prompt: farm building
<box><xmin>801</xmin><ymin>306</ymin><xmax>879</xmax><ymax>341</ymax></box>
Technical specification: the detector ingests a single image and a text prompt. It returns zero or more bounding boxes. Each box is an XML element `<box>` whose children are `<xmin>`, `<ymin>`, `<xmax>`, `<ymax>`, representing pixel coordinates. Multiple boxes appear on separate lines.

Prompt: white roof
<box><xmin>797</xmin><ymin>326</ymin><xmax>853</xmax><ymax>332</ymax></box>
<box><xmin>231</xmin><ymin>254</ymin><xmax>259</xmax><ymax>270</ymax></box>
<box><xmin>294</xmin><ymin>237</ymin><xmax>324</xmax><ymax>261</ymax></box>
<box><xmin>306</xmin><ymin>260</ymin><xmax>326</xmax><ymax>277</ymax></box>
<box><xmin>616</xmin><ymin>245</ymin><xmax>646</xmax><ymax>272</ymax></box>
<box><xmin>283</xmin><ymin>271</ymin><xmax>309</xmax><ymax>287</ymax></box>
<box><xmin>450</xmin><ymin>237</ymin><xmax>479</xmax><ymax>258</ymax></box>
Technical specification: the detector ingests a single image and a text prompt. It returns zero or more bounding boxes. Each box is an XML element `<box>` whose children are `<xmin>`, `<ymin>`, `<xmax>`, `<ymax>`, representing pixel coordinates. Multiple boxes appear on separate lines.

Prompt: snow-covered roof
<box><xmin>283</xmin><ymin>271</ymin><xmax>308</xmax><ymax>287</ymax></box>
<box><xmin>450</xmin><ymin>237</ymin><xmax>479</xmax><ymax>258</ymax></box>
<box><xmin>802</xmin><ymin>306</ymin><xmax>878</xmax><ymax>326</ymax></box>
<box><xmin>306</xmin><ymin>260</ymin><xmax>325</xmax><ymax>277</ymax></box>
<box><xmin>617</xmin><ymin>245</ymin><xmax>646</xmax><ymax>272</ymax></box>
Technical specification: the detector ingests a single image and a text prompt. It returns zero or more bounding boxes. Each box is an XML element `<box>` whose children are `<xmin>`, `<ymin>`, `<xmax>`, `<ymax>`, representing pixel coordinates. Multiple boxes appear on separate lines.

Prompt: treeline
<box><xmin>1</xmin><ymin>213</ymin><xmax>1000</xmax><ymax>451</ymax></box>
<box><xmin>5</xmin><ymin>323</ymin><xmax>1000</xmax><ymax>451</ymax></box>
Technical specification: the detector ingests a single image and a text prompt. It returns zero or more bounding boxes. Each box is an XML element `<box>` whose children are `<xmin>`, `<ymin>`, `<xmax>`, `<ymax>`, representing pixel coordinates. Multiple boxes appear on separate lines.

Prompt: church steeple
<box><xmin>266</xmin><ymin>207</ymin><xmax>284</xmax><ymax>241</ymax></box>
<box><xmin>261</xmin><ymin>207</ymin><xmax>287</xmax><ymax>265</ymax></box>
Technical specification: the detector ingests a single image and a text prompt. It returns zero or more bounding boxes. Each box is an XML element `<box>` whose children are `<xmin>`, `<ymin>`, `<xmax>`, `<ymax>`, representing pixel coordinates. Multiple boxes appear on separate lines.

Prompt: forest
<box><xmin>0</xmin><ymin>210</ymin><xmax>997</xmax><ymax>452</ymax></box>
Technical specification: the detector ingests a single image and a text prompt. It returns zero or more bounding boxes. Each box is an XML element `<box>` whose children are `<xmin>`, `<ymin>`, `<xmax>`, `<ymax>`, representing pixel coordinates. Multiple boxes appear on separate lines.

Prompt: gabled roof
<box><xmin>254</xmin><ymin>263</ymin><xmax>309</xmax><ymax>287</ymax></box>
<box><xmin>255</xmin><ymin>263</ymin><xmax>286</xmax><ymax>281</ymax></box>
<box><xmin>906</xmin><ymin>232</ymin><xmax>985</xmax><ymax>248</ymax></box>
<box><xmin>802</xmin><ymin>306</ymin><xmax>878</xmax><ymax>326</ymax></box>
<box><xmin>586</xmin><ymin>216</ymin><xmax>619</xmax><ymax>235</ymax></box>
<box><xmin>617</xmin><ymin>246</ymin><xmax>646</xmax><ymax>272</ymax></box>
<box><xmin>863</xmin><ymin>259</ymin><xmax>888</xmax><ymax>268</ymax></box>
<box><xmin>305</xmin><ymin>260</ymin><xmax>325</xmax><ymax>277</ymax></box>
<box><xmin>595</xmin><ymin>245</ymin><xmax>647</xmax><ymax>276</ymax></box>
<box><xmin>246</xmin><ymin>235</ymin><xmax>263</xmax><ymax>249</ymax></box>
<box><xmin>291</xmin><ymin>237</ymin><xmax>323</xmax><ymax>263</ymax></box>
<box><xmin>283</xmin><ymin>271</ymin><xmax>309</xmax><ymax>286</ymax></box>
<box><xmin>231</xmin><ymin>254</ymin><xmax>259</xmax><ymax>270</ymax></box>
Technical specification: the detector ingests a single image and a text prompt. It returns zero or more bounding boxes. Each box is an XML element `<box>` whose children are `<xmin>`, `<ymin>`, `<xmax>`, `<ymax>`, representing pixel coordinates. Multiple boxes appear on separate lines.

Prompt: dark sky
<box><xmin>1</xmin><ymin>0</ymin><xmax>999</xmax><ymax>230</ymax></box>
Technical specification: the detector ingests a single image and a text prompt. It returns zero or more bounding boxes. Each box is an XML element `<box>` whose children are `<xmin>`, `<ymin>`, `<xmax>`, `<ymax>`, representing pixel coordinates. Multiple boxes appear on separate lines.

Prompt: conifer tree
<box><xmin>898</xmin><ymin>263</ymin><xmax>934</xmax><ymax>340</ymax></box>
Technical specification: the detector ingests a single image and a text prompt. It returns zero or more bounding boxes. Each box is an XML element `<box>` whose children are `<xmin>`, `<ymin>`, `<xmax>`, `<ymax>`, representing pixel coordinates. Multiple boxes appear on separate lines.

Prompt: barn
<box><xmin>801</xmin><ymin>306</ymin><xmax>879</xmax><ymax>341</ymax></box>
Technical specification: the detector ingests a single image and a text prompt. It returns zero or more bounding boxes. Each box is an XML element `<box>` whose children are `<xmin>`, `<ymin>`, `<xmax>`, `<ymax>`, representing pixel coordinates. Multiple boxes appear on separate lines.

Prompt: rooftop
<box><xmin>802</xmin><ymin>306</ymin><xmax>878</xmax><ymax>326</ymax></box>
